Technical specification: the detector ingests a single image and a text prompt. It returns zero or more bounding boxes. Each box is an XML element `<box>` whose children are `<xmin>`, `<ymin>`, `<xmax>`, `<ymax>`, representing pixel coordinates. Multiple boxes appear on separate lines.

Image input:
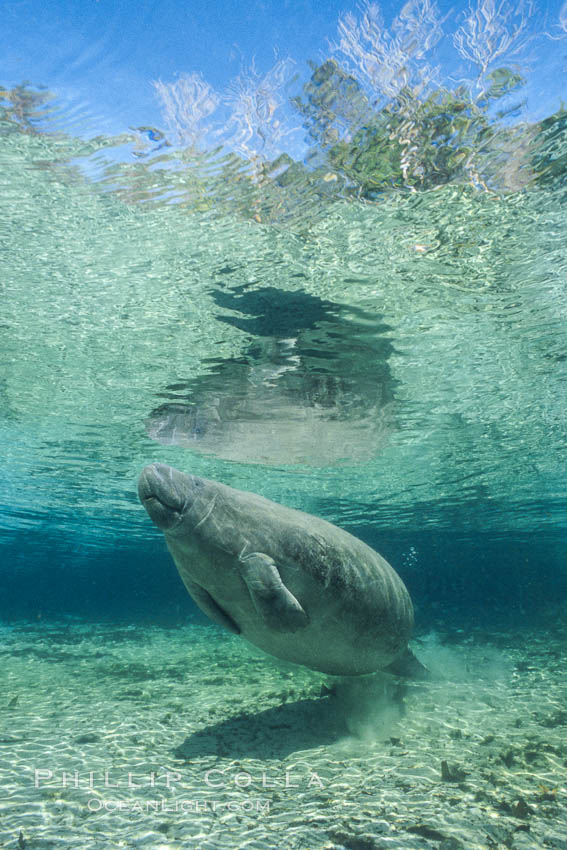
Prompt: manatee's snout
<box><xmin>138</xmin><ymin>463</ymin><xmax>195</xmax><ymax>531</ymax></box>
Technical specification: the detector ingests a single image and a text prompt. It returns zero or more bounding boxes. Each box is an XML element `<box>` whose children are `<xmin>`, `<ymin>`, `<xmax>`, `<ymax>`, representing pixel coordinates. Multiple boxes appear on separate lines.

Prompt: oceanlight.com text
<box><xmin>86</xmin><ymin>798</ymin><xmax>271</xmax><ymax>814</ymax></box>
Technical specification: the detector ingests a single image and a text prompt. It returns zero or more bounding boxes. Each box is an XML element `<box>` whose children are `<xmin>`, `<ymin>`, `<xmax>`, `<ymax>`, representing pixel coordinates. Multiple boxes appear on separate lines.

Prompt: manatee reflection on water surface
<box><xmin>145</xmin><ymin>286</ymin><xmax>395</xmax><ymax>465</ymax></box>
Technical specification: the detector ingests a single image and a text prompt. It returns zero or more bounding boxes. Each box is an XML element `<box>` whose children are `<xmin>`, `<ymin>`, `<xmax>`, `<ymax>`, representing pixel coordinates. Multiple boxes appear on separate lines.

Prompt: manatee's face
<box><xmin>138</xmin><ymin>463</ymin><xmax>208</xmax><ymax>533</ymax></box>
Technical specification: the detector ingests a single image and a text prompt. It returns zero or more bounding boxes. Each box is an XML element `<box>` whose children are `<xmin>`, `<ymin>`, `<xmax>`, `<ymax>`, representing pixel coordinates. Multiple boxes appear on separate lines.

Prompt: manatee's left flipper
<box><xmin>238</xmin><ymin>552</ymin><xmax>309</xmax><ymax>633</ymax></box>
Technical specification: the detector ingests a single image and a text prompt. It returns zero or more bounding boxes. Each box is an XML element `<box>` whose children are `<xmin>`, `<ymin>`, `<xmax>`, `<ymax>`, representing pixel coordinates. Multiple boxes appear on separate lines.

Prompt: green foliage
<box><xmin>290</xmin><ymin>59</ymin><xmax>535</xmax><ymax>196</ymax></box>
<box><xmin>0</xmin><ymin>83</ymin><xmax>54</xmax><ymax>133</ymax></box>
<box><xmin>290</xmin><ymin>59</ymin><xmax>369</xmax><ymax>153</ymax></box>
<box><xmin>529</xmin><ymin>107</ymin><xmax>567</xmax><ymax>187</ymax></box>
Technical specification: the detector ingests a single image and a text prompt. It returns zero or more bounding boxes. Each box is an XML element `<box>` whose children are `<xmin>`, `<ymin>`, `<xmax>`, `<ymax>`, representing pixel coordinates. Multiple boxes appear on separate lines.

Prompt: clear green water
<box><xmin>1</xmin><ymin>122</ymin><xmax>565</xmax><ymax>546</ymax></box>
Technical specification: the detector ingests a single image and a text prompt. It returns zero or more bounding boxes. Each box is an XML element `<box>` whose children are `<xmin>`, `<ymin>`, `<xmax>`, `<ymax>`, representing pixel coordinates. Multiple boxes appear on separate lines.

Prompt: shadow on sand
<box><xmin>173</xmin><ymin>695</ymin><xmax>347</xmax><ymax>760</ymax></box>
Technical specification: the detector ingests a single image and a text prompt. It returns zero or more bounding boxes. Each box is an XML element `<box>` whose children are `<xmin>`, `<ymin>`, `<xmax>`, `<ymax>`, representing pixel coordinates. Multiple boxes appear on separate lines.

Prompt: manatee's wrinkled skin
<box><xmin>138</xmin><ymin>462</ymin><xmax>416</xmax><ymax>676</ymax></box>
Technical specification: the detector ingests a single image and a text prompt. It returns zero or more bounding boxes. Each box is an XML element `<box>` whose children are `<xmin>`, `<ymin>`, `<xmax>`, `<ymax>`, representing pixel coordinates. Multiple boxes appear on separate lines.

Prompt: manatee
<box><xmin>138</xmin><ymin>462</ymin><xmax>425</xmax><ymax>677</ymax></box>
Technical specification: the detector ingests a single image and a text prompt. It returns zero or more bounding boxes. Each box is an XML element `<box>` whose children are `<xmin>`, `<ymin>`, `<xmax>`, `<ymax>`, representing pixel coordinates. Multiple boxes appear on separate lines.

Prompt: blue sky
<box><xmin>2</xmin><ymin>0</ymin><xmax>566</xmax><ymax>143</ymax></box>
<box><xmin>2</xmin><ymin>0</ymin><xmax>354</xmax><ymax>135</ymax></box>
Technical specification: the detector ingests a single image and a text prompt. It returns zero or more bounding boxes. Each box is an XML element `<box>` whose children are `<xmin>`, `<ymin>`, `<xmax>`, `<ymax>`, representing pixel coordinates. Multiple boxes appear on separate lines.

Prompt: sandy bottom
<box><xmin>0</xmin><ymin>618</ymin><xmax>566</xmax><ymax>850</ymax></box>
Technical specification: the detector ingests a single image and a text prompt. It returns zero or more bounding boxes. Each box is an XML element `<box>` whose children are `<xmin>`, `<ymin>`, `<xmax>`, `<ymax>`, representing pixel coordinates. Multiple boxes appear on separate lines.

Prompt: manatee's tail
<box><xmin>384</xmin><ymin>646</ymin><xmax>431</xmax><ymax>680</ymax></box>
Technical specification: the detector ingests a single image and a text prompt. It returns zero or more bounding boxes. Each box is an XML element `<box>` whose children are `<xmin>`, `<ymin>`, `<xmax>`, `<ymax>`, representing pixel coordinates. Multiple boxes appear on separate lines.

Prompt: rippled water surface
<box><xmin>1</xmin><ymin>2</ymin><xmax>566</xmax><ymax>589</ymax></box>
<box><xmin>2</xmin><ymin>117</ymin><xmax>566</xmax><ymax>541</ymax></box>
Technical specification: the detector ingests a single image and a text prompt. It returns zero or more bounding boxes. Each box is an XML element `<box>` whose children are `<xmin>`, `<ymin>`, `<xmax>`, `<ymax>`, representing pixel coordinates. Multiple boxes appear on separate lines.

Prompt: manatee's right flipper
<box><xmin>239</xmin><ymin>552</ymin><xmax>309</xmax><ymax>633</ymax></box>
<box><xmin>384</xmin><ymin>647</ymin><xmax>431</xmax><ymax>680</ymax></box>
<box><xmin>183</xmin><ymin>579</ymin><xmax>241</xmax><ymax>635</ymax></box>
